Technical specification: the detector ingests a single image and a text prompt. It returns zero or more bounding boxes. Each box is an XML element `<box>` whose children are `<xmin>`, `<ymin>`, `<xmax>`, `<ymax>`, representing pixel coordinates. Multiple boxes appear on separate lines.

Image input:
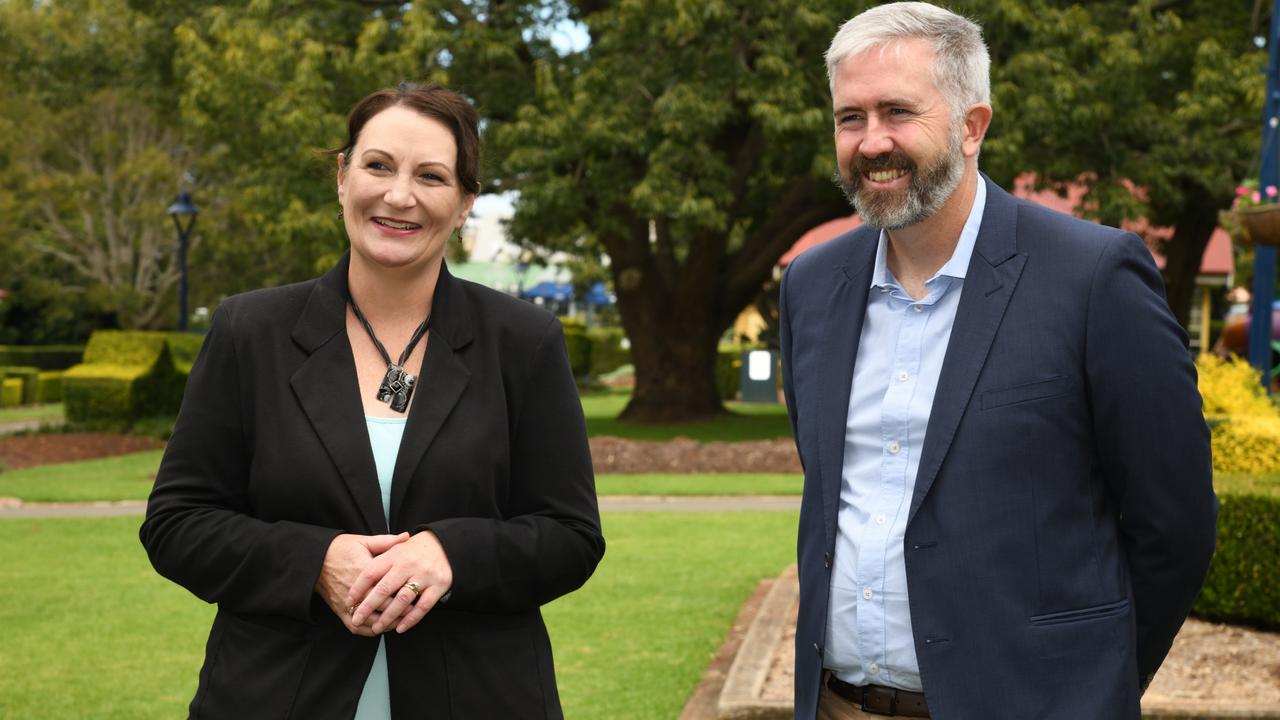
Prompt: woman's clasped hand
<box><xmin>313</xmin><ymin>531</ymin><xmax>454</xmax><ymax>636</ymax></box>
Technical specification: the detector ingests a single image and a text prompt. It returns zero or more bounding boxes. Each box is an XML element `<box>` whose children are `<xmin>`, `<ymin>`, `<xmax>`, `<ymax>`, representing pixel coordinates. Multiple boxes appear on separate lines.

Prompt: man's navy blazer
<box><xmin>780</xmin><ymin>176</ymin><xmax>1216</xmax><ymax>719</ymax></box>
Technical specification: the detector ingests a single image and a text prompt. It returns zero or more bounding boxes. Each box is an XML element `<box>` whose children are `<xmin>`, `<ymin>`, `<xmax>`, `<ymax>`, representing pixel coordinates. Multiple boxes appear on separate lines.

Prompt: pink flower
<box><xmin>1253</xmin><ymin>191</ymin><xmax>1262</xmax><ymax>203</ymax></box>
<box><xmin>1267</xmin><ymin>186</ymin><xmax>1277</xmax><ymax>198</ymax></box>
<box><xmin>1238</xmin><ymin>185</ymin><xmax>1251</xmax><ymax>197</ymax></box>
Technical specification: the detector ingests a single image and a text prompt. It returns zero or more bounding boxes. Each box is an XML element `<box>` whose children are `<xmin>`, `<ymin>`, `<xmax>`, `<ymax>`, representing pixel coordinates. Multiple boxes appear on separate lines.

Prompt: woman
<box><xmin>140</xmin><ymin>82</ymin><xmax>605</xmax><ymax>719</ymax></box>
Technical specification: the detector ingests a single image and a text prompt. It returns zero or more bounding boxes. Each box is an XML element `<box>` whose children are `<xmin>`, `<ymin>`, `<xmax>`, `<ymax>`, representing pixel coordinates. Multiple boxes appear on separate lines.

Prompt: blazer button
<box><xmin>814</xmin><ymin>643</ymin><xmax>823</xmax><ymax>657</ymax></box>
<box><xmin>824</xmin><ymin>552</ymin><xmax>832</xmax><ymax>569</ymax></box>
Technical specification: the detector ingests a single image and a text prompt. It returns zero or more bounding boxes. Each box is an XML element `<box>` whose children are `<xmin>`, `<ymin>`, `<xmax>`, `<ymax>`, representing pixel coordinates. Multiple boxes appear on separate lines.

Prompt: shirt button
<box><xmin>888</xmin><ymin>441</ymin><xmax>901</xmax><ymax>454</ymax></box>
<box><xmin>896</xmin><ymin>370</ymin><xmax>909</xmax><ymax>382</ymax></box>
<box><xmin>876</xmin><ymin>514</ymin><xmax>887</xmax><ymax>525</ymax></box>
<box><xmin>912</xmin><ymin>305</ymin><xmax>923</xmax><ymax>313</ymax></box>
<box><xmin>868</xmin><ymin>663</ymin><xmax>880</xmax><ymax>675</ymax></box>
<box><xmin>863</xmin><ymin>587</ymin><xmax>874</xmax><ymax>600</ymax></box>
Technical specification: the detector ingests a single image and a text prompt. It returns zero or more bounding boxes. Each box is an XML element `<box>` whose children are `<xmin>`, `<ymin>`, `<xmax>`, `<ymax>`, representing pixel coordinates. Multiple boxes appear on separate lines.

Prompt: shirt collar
<box><xmin>870</xmin><ymin>177</ymin><xmax>987</xmax><ymax>289</ymax></box>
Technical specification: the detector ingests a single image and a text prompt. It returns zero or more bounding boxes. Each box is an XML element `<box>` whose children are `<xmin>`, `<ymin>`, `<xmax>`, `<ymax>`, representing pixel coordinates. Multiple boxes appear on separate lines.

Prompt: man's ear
<box><xmin>962</xmin><ymin>104</ymin><xmax>993</xmax><ymax>158</ymax></box>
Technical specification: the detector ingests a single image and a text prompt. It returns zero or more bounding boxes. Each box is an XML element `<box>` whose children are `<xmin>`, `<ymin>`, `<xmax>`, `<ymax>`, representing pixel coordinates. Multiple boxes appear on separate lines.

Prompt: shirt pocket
<box><xmin>981</xmin><ymin>375</ymin><xmax>1072</xmax><ymax>411</ymax></box>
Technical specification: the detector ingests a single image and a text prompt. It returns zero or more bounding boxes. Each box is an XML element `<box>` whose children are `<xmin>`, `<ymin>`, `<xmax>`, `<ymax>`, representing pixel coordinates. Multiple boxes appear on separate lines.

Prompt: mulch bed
<box><xmin>0</xmin><ymin>432</ymin><xmax>801</xmax><ymax>475</ymax></box>
<box><xmin>0</xmin><ymin>433</ymin><xmax>166</xmax><ymax>471</ymax></box>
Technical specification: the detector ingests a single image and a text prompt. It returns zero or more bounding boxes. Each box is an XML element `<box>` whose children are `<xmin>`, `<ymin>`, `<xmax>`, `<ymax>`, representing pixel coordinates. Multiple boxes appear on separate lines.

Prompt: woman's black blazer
<box><xmin>140</xmin><ymin>254</ymin><xmax>605</xmax><ymax>719</ymax></box>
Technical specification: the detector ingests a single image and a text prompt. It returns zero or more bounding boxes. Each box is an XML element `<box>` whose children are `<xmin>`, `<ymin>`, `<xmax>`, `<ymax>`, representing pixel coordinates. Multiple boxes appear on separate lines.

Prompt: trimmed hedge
<box><xmin>586</xmin><ymin>327</ymin><xmax>631</xmax><ymax>377</ymax></box>
<box><xmin>37</xmin><ymin>371</ymin><xmax>64</xmax><ymax>403</ymax></box>
<box><xmin>1194</xmin><ymin>492</ymin><xmax>1280</xmax><ymax>629</ymax></box>
<box><xmin>562</xmin><ymin>326</ymin><xmax>592</xmax><ymax>379</ymax></box>
<box><xmin>0</xmin><ymin>378</ymin><xmax>20</xmax><ymax>407</ymax></box>
<box><xmin>0</xmin><ymin>344</ymin><xmax>84</xmax><ymax>370</ymax></box>
<box><xmin>1</xmin><ymin>366</ymin><xmax>40</xmax><ymax>405</ymax></box>
<box><xmin>63</xmin><ymin>331</ymin><xmax>192</xmax><ymax>423</ymax></box>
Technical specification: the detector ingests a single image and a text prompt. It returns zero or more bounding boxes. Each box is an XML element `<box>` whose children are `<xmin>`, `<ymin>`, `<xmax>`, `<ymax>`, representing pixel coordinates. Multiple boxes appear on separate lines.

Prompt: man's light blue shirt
<box><xmin>825</xmin><ymin>180</ymin><xmax>986</xmax><ymax>691</ymax></box>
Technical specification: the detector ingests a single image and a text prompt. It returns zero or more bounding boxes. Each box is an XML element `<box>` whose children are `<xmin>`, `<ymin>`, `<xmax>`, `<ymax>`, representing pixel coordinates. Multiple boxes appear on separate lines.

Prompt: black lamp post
<box><xmin>166</xmin><ymin>192</ymin><xmax>199</xmax><ymax>331</ymax></box>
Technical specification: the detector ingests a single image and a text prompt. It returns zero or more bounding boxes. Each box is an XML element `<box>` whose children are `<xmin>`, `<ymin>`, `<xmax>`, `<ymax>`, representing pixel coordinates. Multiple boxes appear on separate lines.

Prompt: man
<box><xmin>779</xmin><ymin>3</ymin><xmax>1217</xmax><ymax>719</ymax></box>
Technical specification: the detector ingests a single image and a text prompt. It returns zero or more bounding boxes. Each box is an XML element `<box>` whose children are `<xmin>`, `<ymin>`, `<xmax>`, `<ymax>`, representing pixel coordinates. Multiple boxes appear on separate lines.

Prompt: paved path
<box><xmin>0</xmin><ymin>496</ymin><xmax>801</xmax><ymax>519</ymax></box>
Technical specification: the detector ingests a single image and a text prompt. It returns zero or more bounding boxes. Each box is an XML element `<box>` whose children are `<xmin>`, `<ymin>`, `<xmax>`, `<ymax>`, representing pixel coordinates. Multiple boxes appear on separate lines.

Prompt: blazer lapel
<box><xmin>388</xmin><ymin>264</ymin><xmax>473</xmax><ymax>528</ymax></box>
<box><xmin>290</xmin><ymin>255</ymin><xmax>388</xmax><ymax>534</ymax></box>
<box><xmin>908</xmin><ymin>177</ymin><xmax>1027</xmax><ymax>523</ymax></box>
<box><xmin>816</xmin><ymin>229</ymin><xmax>878</xmax><ymax>547</ymax></box>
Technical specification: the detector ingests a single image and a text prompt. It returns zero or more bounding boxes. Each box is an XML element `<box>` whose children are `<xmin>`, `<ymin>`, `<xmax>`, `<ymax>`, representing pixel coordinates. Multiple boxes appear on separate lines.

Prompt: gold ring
<box><xmin>347</xmin><ymin>605</ymin><xmax>357</xmax><ymax>616</ymax></box>
<box><xmin>402</xmin><ymin>581</ymin><xmax>423</xmax><ymax>597</ymax></box>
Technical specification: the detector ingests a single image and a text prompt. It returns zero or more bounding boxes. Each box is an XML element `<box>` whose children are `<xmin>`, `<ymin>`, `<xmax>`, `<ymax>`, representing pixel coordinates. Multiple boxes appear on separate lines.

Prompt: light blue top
<box><xmin>354</xmin><ymin>415</ymin><xmax>407</xmax><ymax>720</ymax></box>
<box><xmin>825</xmin><ymin>180</ymin><xmax>986</xmax><ymax>691</ymax></box>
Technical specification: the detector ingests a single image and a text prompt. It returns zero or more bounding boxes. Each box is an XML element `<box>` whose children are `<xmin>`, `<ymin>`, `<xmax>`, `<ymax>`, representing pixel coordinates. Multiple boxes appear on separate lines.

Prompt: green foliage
<box><xmin>580</xmin><ymin>389</ymin><xmax>791</xmax><ymax>442</ymax></box>
<box><xmin>498</xmin><ymin>0</ymin><xmax>856</xmax><ymax>420</ymax></box>
<box><xmin>0</xmin><ymin>377</ymin><xmax>20</xmax><ymax>407</ymax></box>
<box><xmin>586</xmin><ymin>327</ymin><xmax>631</xmax><ymax>377</ymax></box>
<box><xmin>562</xmin><ymin>325</ymin><xmax>593</xmax><ymax>378</ymax></box>
<box><xmin>36</xmin><ymin>371</ymin><xmax>64</xmax><ymax>404</ymax></box>
<box><xmin>975</xmin><ymin>0</ymin><xmax>1262</xmax><ymax>323</ymax></box>
<box><xmin>1197</xmin><ymin>354</ymin><xmax>1280</xmax><ymax>474</ymax></box>
<box><xmin>0</xmin><ymin>0</ymin><xmax>193</xmax><ymax>330</ymax></box>
<box><xmin>1194</xmin><ymin>492</ymin><xmax>1280</xmax><ymax>629</ymax></box>
<box><xmin>0</xmin><ymin>345</ymin><xmax>84</xmax><ymax>370</ymax></box>
<box><xmin>0</xmin><ymin>366</ymin><xmax>40</xmax><ymax>405</ymax></box>
<box><xmin>63</xmin><ymin>332</ymin><xmax>187</xmax><ymax>422</ymax></box>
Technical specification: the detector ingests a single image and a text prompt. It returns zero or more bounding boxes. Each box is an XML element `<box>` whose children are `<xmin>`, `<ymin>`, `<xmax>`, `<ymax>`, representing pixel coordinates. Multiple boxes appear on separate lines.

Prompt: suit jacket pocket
<box><xmin>981</xmin><ymin>375</ymin><xmax>1071</xmax><ymax>410</ymax></box>
<box><xmin>1028</xmin><ymin>598</ymin><xmax>1129</xmax><ymax>626</ymax></box>
<box><xmin>198</xmin><ymin>613</ymin><xmax>313</xmax><ymax>719</ymax></box>
<box><xmin>444</xmin><ymin>610</ymin><xmax>549</xmax><ymax>718</ymax></box>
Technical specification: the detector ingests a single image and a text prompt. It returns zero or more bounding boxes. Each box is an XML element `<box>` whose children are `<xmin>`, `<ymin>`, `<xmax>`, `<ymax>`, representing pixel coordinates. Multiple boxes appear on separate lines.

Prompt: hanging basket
<box><xmin>1238</xmin><ymin>204</ymin><xmax>1280</xmax><ymax>246</ymax></box>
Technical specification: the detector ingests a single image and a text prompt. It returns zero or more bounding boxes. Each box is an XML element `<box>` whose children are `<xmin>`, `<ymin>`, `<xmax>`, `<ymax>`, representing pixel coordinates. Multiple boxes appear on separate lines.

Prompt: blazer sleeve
<box><xmin>423</xmin><ymin>316</ymin><xmax>605</xmax><ymax>613</ymax></box>
<box><xmin>1084</xmin><ymin>233</ymin><xmax>1217</xmax><ymax>685</ymax></box>
<box><xmin>139</xmin><ymin>303</ymin><xmax>340</xmax><ymax>623</ymax></box>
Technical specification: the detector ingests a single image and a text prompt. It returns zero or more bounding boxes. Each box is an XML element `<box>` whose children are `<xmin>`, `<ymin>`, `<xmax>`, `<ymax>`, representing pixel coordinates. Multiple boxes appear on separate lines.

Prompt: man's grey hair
<box><xmin>825</xmin><ymin>2</ymin><xmax>990</xmax><ymax>121</ymax></box>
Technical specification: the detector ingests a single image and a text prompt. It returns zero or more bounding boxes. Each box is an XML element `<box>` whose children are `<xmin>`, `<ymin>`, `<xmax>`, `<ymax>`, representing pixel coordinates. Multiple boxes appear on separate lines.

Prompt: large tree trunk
<box><xmin>621</xmin><ymin>317</ymin><xmax>725</xmax><ymax>422</ymax></box>
<box><xmin>1159</xmin><ymin>205</ymin><xmax>1219</xmax><ymax>332</ymax></box>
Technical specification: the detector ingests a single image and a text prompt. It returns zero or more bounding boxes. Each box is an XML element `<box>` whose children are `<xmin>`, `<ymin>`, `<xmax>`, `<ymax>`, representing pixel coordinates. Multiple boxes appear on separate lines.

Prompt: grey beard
<box><xmin>836</xmin><ymin>132</ymin><xmax>965</xmax><ymax>230</ymax></box>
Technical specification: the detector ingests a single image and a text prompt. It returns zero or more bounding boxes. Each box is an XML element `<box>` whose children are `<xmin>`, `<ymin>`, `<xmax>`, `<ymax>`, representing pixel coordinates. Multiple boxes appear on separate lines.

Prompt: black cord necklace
<box><xmin>349</xmin><ymin>296</ymin><xmax>431</xmax><ymax>413</ymax></box>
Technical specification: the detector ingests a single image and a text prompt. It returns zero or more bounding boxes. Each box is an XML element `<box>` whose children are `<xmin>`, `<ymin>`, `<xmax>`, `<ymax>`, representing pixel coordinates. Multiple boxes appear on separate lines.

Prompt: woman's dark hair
<box><xmin>330</xmin><ymin>82</ymin><xmax>481</xmax><ymax>195</ymax></box>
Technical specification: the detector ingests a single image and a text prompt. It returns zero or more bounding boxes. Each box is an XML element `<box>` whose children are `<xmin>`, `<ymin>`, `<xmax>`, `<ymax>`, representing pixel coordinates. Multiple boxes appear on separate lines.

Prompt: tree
<box><xmin>975</xmin><ymin>0</ymin><xmax>1264</xmax><ymax>328</ymax></box>
<box><xmin>497</xmin><ymin>0</ymin><xmax>854</xmax><ymax>421</ymax></box>
<box><xmin>0</xmin><ymin>0</ymin><xmax>191</xmax><ymax>332</ymax></box>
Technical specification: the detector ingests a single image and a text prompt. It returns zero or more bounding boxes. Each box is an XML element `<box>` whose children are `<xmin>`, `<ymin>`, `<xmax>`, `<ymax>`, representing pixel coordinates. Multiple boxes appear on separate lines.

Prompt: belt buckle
<box><xmin>860</xmin><ymin>686</ymin><xmax>897</xmax><ymax>716</ymax></box>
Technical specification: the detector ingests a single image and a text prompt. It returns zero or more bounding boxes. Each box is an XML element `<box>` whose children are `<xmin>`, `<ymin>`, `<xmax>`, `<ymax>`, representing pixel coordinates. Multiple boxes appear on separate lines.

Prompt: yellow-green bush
<box><xmin>1198</xmin><ymin>354</ymin><xmax>1277</xmax><ymax>417</ymax></box>
<box><xmin>0</xmin><ymin>366</ymin><xmax>40</xmax><ymax>405</ymax></box>
<box><xmin>1193</xmin><ymin>353</ymin><xmax>1280</xmax><ymax>628</ymax></box>
<box><xmin>36</xmin><ymin>371</ymin><xmax>64</xmax><ymax>403</ymax></box>
<box><xmin>586</xmin><ymin>327</ymin><xmax>631</xmax><ymax>377</ymax></box>
<box><xmin>63</xmin><ymin>332</ymin><xmax>189</xmax><ymax>423</ymax></box>
<box><xmin>1</xmin><ymin>378</ymin><xmax>21</xmax><ymax>407</ymax></box>
<box><xmin>1197</xmin><ymin>354</ymin><xmax>1280</xmax><ymax>474</ymax></box>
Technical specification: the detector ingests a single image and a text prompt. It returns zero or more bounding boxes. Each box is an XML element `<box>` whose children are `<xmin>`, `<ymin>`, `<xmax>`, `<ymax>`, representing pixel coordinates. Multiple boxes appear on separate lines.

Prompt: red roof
<box><xmin>780</xmin><ymin>175</ymin><xmax>1233</xmax><ymax>278</ymax></box>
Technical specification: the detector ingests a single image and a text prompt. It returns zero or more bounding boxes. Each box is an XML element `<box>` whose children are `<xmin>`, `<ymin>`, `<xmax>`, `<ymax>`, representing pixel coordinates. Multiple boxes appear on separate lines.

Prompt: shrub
<box><xmin>63</xmin><ymin>332</ymin><xmax>188</xmax><ymax>423</ymax></box>
<box><xmin>586</xmin><ymin>327</ymin><xmax>631</xmax><ymax>376</ymax></box>
<box><xmin>0</xmin><ymin>344</ymin><xmax>84</xmax><ymax>370</ymax></box>
<box><xmin>1193</xmin><ymin>492</ymin><xmax>1280</xmax><ymax>629</ymax></box>
<box><xmin>1197</xmin><ymin>354</ymin><xmax>1280</xmax><ymax>474</ymax></box>
<box><xmin>36</xmin><ymin>371</ymin><xmax>64</xmax><ymax>403</ymax></box>
<box><xmin>562</xmin><ymin>326</ymin><xmax>592</xmax><ymax>379</ymax></box>
<box><xmin>1198</xmin><ymin>354</ymin><xmax>1276</xmax><ymax>417</ymax></box>
<box><xmin>1</xmin><ymin>378</ymin><xmax>20</xmax><ymax>407</ymax></box>
<box><xmin>1</xmin><ymin>366</ymin><xmax>40</xmax><ymax>405</ymax></box>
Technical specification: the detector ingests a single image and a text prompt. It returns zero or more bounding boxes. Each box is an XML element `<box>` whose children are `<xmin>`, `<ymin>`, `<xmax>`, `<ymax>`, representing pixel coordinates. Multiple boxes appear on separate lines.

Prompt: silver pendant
<box><xmin>376</xmin><ymin>364</ymin><xmax>416</xmax><ymax>413</ymax></box>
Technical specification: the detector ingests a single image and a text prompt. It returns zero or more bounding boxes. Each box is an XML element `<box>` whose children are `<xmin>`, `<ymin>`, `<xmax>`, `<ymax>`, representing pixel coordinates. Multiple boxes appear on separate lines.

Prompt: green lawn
<box><xmin>0</xmin><ymin>453</ymin><xmax>800</xmax><ymax>503</ymax></box>
<box><xmin>597</xmin><ymin>473</ymin><xmax>801</xmax><ymax>496</ymax></box>
<box><xmin>581</xmin><ymin>390</ymin><xmax>792</xmax><ymax>442</ymax></box>
<box><xmin>0</xmin><ymin>511</ymin><xmax>798</xmax><ymax>719</ymax></box>
<box><xmin>0</xmin><ymin>450</ymin><xmax>163</xmax><ymax>502</ymax></box>
<box><xmin>0</xmin><ymin>402</ymin><xmax>64</xmax><ymax>425</ymax></box>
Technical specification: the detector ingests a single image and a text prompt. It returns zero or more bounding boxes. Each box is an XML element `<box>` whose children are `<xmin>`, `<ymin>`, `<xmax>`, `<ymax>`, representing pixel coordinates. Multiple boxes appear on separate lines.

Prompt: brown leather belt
<box><xmin>825</xmin><ymin>674</ymin><xmax>930</xmax><ymax>717</ymax></box>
